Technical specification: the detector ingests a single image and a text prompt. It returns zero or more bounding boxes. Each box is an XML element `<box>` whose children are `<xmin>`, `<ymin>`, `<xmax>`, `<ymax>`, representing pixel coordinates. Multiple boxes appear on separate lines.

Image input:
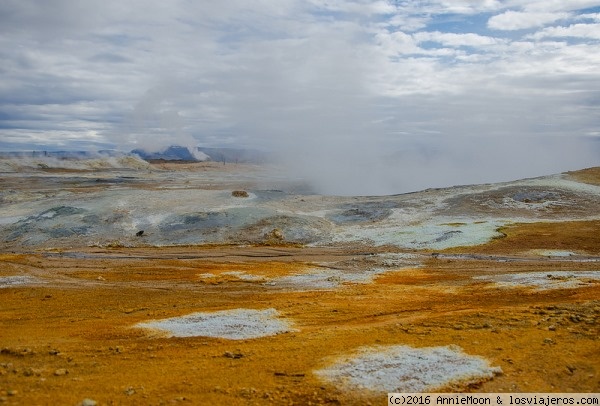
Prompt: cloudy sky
<box><xmin>1</xmin><ymin>0</ymin><xmax>599</xmax><ymax>193</ymax></box>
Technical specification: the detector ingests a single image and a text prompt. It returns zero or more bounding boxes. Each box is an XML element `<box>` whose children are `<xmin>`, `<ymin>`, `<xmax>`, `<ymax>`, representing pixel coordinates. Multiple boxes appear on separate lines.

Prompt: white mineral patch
<box><xmin>0</xmin><ymin>275</ymin><xmax>42</xmax><ymax>288</ymax></box>
<box><xmin>494</xmin><ymin>197</ymin><xmax>568</xmax><ymax>211</ymax></box>
<box><xmin>136</xmin><ymin>308</ymin><xmax>293</xmax><ymax>339</ymax></box>
<box><xmin>530</xmin><ymin>250</ymin><xmax>577</xmax><ymax>257</ymax></box>
<box><xmin>221</xmin><ymin>271</ymin><xmax>266</xmax><ymax>281</ymax></box>
<box><xmin>315</xmin><ymin>345</ymin><xmax>502</xmax><ymax>393</ymax></box>
<box><xmin>333</xmin><ymin>221</ymin><xmax>504</xmax><ymax>250</ymax></box>
<box><xmin>475</xmin><ymin>271</ymin><xmax>600</xmax><ymax>290</ymax></box>
<box><xmin>196</xmin><ymin>273</ymin><xmax>216</xmax><ymax>279</ymax></box>
<box><xmin>267</xmin><ymin>267</ymin><xmax>407</xmax><ymax>290</ymax></box>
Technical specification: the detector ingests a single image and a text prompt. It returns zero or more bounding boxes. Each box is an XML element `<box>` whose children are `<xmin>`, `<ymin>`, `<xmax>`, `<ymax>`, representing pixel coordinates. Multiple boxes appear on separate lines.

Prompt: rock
<box><xmin>136</xmin><ymin>230</ymin><xmax>144</xmax><ymax>237</ymax></box>
<box><xmin>79</xmin><ymin>399</ymin><xmax>97</xmax><ymax>406</ymax></box>
<box><xmin>224</xmin><ymin>351</ymin><xmax>244</xmax><ymax>359</ymax></box>
<box><xmin>54</xmin><ymin>368</ymin><xmax>68</xmax><ymax>376</ymax></box>
<box><xmin>548</xmin><ymin>325</ymin><xmax>556</xmax><ymax>331</ymax></box>
<box><xmin>232</xmin><ymin>190</ymin><xmax>249</xmax><ymax>198</ymax></box>
<box><xmin>265</xmin><ymin>228</ymin><xmax>284</xmax><ymax>241</ymax></box>
<box><xmin>23</xmin><ymin>367</ymin><xmax>42</xmax><ymax>377</ymax></box>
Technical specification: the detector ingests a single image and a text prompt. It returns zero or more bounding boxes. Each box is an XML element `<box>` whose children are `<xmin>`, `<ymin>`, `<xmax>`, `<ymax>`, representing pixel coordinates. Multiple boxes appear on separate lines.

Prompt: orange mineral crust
<box><xmin>1</xmin><ymin>244</ymin><xmax>599</xmax><ymax>405</ymax></box>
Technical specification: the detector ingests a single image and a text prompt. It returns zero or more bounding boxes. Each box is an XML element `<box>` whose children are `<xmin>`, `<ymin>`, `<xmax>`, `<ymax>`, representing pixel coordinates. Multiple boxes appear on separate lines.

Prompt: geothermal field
<box><xmin>0</xmin><ymin>156</ymin><xmax>599</xmax><ymax>405</ymax></box>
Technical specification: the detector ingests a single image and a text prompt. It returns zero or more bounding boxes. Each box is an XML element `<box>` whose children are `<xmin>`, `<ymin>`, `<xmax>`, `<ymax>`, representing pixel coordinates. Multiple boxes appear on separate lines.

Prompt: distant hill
<box><xmin>0</xmin><ymin>150</ymin><xmax>122</xmax><ymax>158</ymax></box>
<box><xmin>131</xmin><ymin>146</ymin><xmax>270</xmax><ymax>164</ymax></box>
<box><xmin>131</xmin><ymin>146</ymin><xmax>201</xmax><ymax>161</ymax></box>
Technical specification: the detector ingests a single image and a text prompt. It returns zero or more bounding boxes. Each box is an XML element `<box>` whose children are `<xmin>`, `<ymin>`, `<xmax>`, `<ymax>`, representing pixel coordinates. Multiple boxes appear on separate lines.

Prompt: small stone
<box><xmin>124</xmin><ymin>387</ymin><xmax>136</xmax><ymax>396</ymax></box>
<box><xmin>543</xmin><ymin>338</ymin><xmax>555</xmax><ymax>345</ymax></box>
<box><xmin>22</xmin><ymin>367</ymin><xmax>41</xmax><ymax>377</ymax></box>
<box><xmin>96</xmin><ymin>276</ymin><xmax>105</xmax><ymax>281</ymax></box>
<box><xmin>223</xmin><ymin>351</ymin><xmax>244</xmax><ymax>359</ymax></box>
<box><xmin>54</xmin><ymin>368</ymin><xmax>68</xmax><ymax>376</ymax></box>
<box><xmin>7</xmin><ymin>390</ymin><xmax>17</xmax><ymax>396</ymax></box>
<box><xmin>548</xmin><ymin>325</ymin><xmax>556</xmax><ymax>331</ymax></box>
<box><xmin>79</xmin><ymin>399</ymin><xmax>97</xmax><ymax>406</ymax></box>
<box><xmin>231</xmin><ymin>190</ymin><xmax>249</xmax><ymax>198</ymax></box>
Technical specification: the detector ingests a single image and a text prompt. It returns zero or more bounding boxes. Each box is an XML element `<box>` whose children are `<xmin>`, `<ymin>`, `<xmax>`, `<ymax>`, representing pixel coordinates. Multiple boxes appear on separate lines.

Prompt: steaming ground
<box><xmin>1</xmin><ymin>156</ymin><xmax>599</xmax><ymax>251</ymax></box>
<box><xmin>1</xmin><ymin>158</ymin><xmax>599</xmax><ymax>404</ymax></box>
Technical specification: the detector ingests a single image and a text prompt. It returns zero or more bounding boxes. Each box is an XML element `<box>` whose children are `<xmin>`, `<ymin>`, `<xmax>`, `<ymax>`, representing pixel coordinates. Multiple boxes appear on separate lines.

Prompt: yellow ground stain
<box><xmin>1</xmin><ymin>241</ymin><xmax>599</xmax><ymax>405</ymax></box>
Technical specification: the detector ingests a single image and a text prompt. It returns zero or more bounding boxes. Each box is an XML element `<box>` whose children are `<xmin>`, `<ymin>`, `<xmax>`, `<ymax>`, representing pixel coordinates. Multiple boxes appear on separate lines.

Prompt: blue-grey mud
<box><xmin>1</xmin><ymin>158</ymin><xmax>599</xmax><ymax>405</ymax></box>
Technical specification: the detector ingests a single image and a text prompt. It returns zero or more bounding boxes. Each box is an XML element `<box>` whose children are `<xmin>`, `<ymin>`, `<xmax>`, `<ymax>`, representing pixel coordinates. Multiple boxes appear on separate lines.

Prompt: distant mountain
<box><xmin>131</xmin><ymin>146</ymin><xmax>271</xmax><ymax>164</ymax></box>
<box><xmin>0</xmin><ymin>150</ymin><xmax>123</xmax><ymax>158</ymax></box>
<box><xmin>131</xmin><ymin>146</ymin><xmax>200</xmax><ymax>161</ymax></box>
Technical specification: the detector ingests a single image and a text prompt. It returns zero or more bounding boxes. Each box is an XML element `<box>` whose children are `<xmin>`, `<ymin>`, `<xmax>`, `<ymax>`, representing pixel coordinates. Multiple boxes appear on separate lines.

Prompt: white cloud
<box><xmin>577</xmin><ymin>12</ymin><xmax>600</xmax><ymax>22</ymax></box>
<box><xmin>375</xmin><ymin>31</ymin><xmax>421</xmax><ymax>55</ymax></box>
<box><xmin>488</xmin><ymin>11</ymin><xmax>569</xmax><ymax>30</ymax></box>
<box><xmin>402</xmin><ymin>0</ymin><xmax>503</xmax><ymax>15</ymax></box>
<box><xmin>519</xmin><ymin>0</ymin><xmax>600</xmax><ymax>13</ymax></box>
<box><xmin>414</xmin><ymin>31</ymin><xmax>505</xmax><ymax>47</ymax></box>
<box><xmin>528</xmin><ymin>23</ymin><xmax>600</xmax><ymax>40</ymax></box>
<box><xmin>0</xmin><ymin>0</ymin><xmax>599</xmax><ymax>193</ymax></box>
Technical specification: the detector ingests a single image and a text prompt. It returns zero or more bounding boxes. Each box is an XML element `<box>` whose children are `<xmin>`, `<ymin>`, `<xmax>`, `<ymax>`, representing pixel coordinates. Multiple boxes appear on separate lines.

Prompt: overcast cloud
<box><xmin>1</xmin><ymin>0</ymin><xmax>599</xmax><ymax>194</ymax></box>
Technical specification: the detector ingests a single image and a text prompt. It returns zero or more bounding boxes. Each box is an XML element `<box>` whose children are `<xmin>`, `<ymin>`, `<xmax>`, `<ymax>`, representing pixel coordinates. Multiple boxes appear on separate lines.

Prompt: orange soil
<box><xmin>567</xmin><ymin>167</ymin><xmax>600</xmax><ymax>186</ymax></box>
<box><xmin>447</xmin><ymin>220</ymin><xmax>600</xmax><ymax>255</ymax></box>
<box><xmin>1</xmin><ymin>227</ymin><xmax>599</xmax><ymax>405</ymax></box>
